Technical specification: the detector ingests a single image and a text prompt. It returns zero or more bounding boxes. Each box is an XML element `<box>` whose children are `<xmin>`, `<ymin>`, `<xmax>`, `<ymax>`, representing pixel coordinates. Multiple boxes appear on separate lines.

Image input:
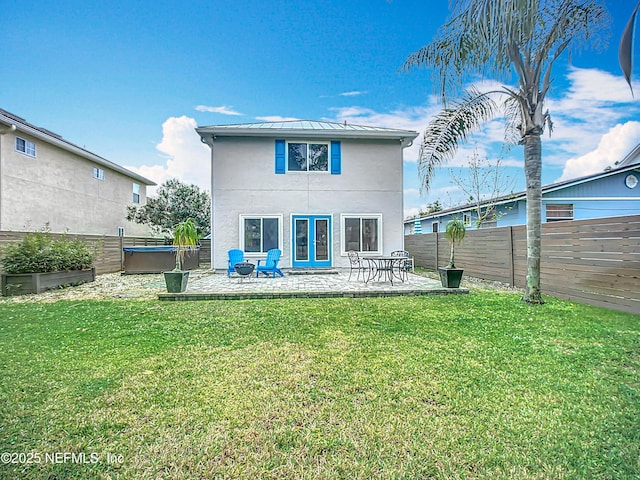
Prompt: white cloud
<box><xmin>339</xmin><ymin>91</ymin><xmax>367</xmax><ymax>97</ymax></box>
<box><xmin>125</xmin><ymin>116</ymin><xmax>210</xmax><ymax>195</ymax></box>
<box><xmin>557</xmin><ymin>121</ymin><xmax>640</xmax><ymax>181</ymax></box>
<box><xmin>195</xmin><ymin>105</ymin><xmax>243</xmax><ymax>116</ymax></box>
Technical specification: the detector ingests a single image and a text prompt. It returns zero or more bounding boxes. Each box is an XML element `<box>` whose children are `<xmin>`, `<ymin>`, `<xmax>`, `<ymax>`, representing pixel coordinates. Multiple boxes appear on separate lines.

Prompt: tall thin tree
<box><xmin>404</xmin><ymin>0</ymin><xmax>609</xmax><ymax>304</ymax></box>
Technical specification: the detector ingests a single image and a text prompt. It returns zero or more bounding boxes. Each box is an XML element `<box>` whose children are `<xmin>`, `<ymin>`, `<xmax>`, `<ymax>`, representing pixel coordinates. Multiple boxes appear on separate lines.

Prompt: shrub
<box><xmin>1</xmin><ymin>231</ymin><xmax>94</xmax><ymax>274</ymax></box>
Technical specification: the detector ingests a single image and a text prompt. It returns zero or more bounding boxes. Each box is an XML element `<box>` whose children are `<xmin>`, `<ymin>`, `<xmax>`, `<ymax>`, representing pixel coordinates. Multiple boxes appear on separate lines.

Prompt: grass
<box><xmin>0</xmin><ymin>292</ymin><xmax>638</xmax><ymax>479</ymax></box>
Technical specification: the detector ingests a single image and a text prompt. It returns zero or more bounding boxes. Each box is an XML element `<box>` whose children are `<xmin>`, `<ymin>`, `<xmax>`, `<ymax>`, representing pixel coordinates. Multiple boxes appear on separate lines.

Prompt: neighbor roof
<box><xmin>0</xmin><ymin>108</ymin><xmax>156</xmax><ymax>186</ymax></box>
<box><xmin>196</xmin><ymin>120</ymin><xmax>418</xmax><ymax>146</ymax></box>
<box><xmin>406</xmin><ymin>153</ymin><xmax>640</xmax><ymax>223</ymax></box>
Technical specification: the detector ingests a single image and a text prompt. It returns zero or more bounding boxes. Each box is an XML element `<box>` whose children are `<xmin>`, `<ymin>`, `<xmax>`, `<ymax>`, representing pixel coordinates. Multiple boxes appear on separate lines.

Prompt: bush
<box><xmin>1</xmin><ymin>231</ymin><xmax>94</xmax><ymax>274</ymax></box>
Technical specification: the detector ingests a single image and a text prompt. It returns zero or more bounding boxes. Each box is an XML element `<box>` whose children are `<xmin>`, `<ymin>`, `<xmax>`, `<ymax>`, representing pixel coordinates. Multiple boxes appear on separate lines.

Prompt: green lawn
<box><xmin>0</xmin><ymin>293</ymin><xmax>638</xmax><ymax>479</ymax></box>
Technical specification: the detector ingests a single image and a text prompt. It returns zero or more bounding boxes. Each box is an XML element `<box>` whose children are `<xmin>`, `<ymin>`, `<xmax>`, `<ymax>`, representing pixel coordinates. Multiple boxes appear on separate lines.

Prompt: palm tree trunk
<box><xmin>522</xmin><ymin>133</ymin><xmax>544</xmax><ymax>304</ymax></box>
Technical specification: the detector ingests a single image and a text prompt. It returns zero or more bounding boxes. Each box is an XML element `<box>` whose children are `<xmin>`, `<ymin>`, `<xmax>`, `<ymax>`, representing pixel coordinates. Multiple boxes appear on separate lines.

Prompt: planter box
<box><xmin>1</xmin><ymin>267</ymin><xmax>96</xmax><ymax>296</ymax></box>
<box><xmin>122</xmin><ymin>246</ymin><xmax>200</xmax><ymax>274</ymax></box>
<box><xmin>438</xmin><ymin>267</ymin><xmax>464</xmax><ymax>288</ymax></box>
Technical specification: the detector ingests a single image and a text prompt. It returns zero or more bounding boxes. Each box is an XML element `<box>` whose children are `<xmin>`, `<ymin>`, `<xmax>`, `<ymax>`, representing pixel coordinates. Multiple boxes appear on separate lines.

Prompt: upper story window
<box><xmin>546</xmin><ymin>204</ymin><xmax>573</xmax><ymax>222</ymax></box>
<box><xmin>132</xmin><ymin>183</ymin><xmax>140</xmax><ymax>204</ymax></box>
<box><xmin>93</xmin><ymin>167</ymin><xmax>105</xmax><ymax>180</ymax></box>
<box><xmin>15</xmin><ymin>136</ymin><xmax>36</xmax><ymax>157</ymax></box>
<box><xmin>288</xmin><ymin>142</ymin><xmax>329</xmax><ymax>172</ymax></box>
<box><xmin>275</xmin><ymin>139</ymin><xmax>341</xmax><ymax>174</ymax></box>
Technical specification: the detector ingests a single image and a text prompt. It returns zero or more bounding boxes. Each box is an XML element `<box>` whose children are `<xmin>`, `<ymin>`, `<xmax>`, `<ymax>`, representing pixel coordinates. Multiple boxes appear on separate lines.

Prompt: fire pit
<box><xmin>234</xmin><ymin>262</ymin><xmax>255</xmax><ymax>282</ymax></box>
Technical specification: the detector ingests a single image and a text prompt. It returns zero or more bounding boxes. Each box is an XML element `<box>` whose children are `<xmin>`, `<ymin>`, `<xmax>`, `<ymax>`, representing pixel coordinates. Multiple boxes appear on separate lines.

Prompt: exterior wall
<box><xmin>542</xmin><ymin>170</ymin><xmax>640</xmax><ymax>221</ymax></box>
<box><xmin>0</xmin><ymin>130</ymin><xmax>151</xmax><ymax>236</ymax></box>
<box><xmin>406</xmin><ymin>170</ymin><xmax>640</xmax><ymax>232</ymax></box>
<box><xmin>211</xmin><ymin>137</ymin><xmax>405</xmax><ymax>269</ymax></box>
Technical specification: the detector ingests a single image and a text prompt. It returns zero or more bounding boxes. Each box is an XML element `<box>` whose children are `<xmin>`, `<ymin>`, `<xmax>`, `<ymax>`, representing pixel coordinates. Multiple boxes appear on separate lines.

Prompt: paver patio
<box><xmin>158</xmin><ymin>269</ymin><xmax>469</xmax><ymax>301</ymax></box>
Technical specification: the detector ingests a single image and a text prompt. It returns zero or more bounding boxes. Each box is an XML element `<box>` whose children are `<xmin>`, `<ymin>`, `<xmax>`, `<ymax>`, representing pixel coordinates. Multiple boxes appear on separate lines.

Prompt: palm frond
<box><xmin>619</xmin><ymin>1</ymin><xmax>640</xmax><ymax>96</ymax></box>
<box><xmin>418</xmin><ymin>89</ymin><xmax>499</xmax><ymax>192</ymax></box>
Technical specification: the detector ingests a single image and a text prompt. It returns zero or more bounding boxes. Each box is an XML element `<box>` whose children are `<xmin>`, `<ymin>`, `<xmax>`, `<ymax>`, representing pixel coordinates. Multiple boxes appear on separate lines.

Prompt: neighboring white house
<box><xmin>196</xmin><ymin>120</ymin><xmax>418</xmax><ymax>270</ymax></box>
<box><xmin>406</xmin><ymin>143</ymin><xmax>640</xmax><ymax>234</ymax></box>
<box><xmin>0</xmin><ymin>108</ymin><xmax>156</xmax><ymax>236</ymax></box>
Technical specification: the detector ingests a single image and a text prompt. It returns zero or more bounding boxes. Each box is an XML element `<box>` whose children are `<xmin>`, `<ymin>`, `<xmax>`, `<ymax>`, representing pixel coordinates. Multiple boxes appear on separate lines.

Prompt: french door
<box><xmin>292</xmin><ymin>215</ymin><xmax>332</xmax><ymax>268</ymax></box>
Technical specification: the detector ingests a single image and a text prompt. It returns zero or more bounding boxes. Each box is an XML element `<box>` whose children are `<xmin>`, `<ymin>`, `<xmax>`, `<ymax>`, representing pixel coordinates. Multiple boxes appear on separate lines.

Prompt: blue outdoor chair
<box><xmin>256</xmin><ymin>249</ymin><xmax>284</xmax><ymax>278</ymax></box>
<box><xmin>227</xmin><ymin>249</ymin><xmax>245</xmax><ymax>277</ymax></box>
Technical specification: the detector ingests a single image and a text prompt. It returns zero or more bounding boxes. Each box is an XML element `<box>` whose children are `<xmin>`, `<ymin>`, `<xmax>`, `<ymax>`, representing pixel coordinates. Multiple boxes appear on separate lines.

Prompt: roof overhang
<box><xmin>196</xmin><ymin>121</ymin><xmax>418</xmax><ymax>148</ymax></box>
<box><xmin>0</xmin><ymin>109</ymin><xmax>156</xmax><ymax>186</ymax></box>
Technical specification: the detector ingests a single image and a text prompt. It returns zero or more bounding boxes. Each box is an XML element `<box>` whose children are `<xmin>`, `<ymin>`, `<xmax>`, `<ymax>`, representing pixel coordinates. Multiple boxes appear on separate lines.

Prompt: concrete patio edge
<box><xmin>158</xmin><ymin>287</ymin><xmax>469</xmax><ymax>301</ymax></box>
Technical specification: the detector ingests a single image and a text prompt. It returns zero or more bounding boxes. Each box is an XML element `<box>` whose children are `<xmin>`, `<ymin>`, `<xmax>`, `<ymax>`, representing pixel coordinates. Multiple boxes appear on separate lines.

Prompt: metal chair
<box><xmin>347</xmin><ymin>250</ymin><xmax>367</xmax><ymax>281</ymax></box>
<box><xmin>256</xmin><ymin>249</ymin><xmax>284</xmax><ymax>278</ymax></box>
<box><xmin>391</xmin><ymin>250</ymin><xmax>413</xmax><ymax>281</ymax></box>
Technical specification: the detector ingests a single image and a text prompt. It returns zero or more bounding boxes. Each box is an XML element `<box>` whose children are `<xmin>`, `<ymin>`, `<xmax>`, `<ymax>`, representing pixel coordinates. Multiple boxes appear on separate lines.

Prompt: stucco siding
<box><xmin>0</xmin><ymin>130</ymin><xmax>151</xmax><ymax>235</ymax></box>
<box><xmin>210</xmin><ymin>137</ymin><xmax>405</xmax><ymax>269</ymax></box>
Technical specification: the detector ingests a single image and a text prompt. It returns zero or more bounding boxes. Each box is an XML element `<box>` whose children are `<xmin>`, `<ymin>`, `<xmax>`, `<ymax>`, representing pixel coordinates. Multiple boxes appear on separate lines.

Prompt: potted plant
<box><xmin>163</xmin><ymin>218</ymin><xmax>199</xmax><ymax>293</ymax></box>
<box><xmin>438</xmin><ymin>217</ymin><xmax>466</xmax><ymax>288</ymax></box>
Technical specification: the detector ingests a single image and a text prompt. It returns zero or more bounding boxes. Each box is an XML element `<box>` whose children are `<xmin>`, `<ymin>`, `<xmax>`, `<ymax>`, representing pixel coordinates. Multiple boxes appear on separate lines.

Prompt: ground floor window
<box><xmin>341</xmin><ymin>214</ymin><xmax>382</xmax><ymax>254</ymax></box>
<box><xmin>546</xmin><ymin>204</ymin><xmax>574</xmax><ymax>222</ymax></box>
<box><xmin>240</xmin><ymin>215</ymin><xmax>282</xmax><ymax>253</ymax></box>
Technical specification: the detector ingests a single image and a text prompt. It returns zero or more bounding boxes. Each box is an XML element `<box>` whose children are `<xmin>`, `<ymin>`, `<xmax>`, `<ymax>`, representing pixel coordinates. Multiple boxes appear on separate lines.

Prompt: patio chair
<box><xmin>347</xmin><ymin>250</ymin><xmax>367</xmax><ymax>281</ymax></box>
<box><xmin>391</xmin><ymin>250</ymin><xmax>414</xmax><ymax>281</ymax></box>
<box><xmin>256</xmin><ymin>249</ymin><xmax>284</xmax><ymax>278</ymax></box>
<box><xmin>227</xmin><ymin>249</ymin><xmax>245</xmax><ymax>277</ymax></box>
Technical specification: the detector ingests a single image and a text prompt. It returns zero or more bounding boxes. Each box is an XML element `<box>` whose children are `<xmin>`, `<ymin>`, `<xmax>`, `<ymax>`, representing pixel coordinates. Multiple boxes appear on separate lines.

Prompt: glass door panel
<box><xmin>315</xmin><ymin>219</ymin><xmax>329</xmax><ymax>261</ymax></box>
<box><xmin>295</xmin><ymin>218</ymin><xmax>309</xmax><ymax>262</ymax></box>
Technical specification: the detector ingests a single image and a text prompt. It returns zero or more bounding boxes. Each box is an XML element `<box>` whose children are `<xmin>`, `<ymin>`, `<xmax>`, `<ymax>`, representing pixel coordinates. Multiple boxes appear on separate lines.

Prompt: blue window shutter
<box><xmin>331</xmin><ymin>141</ymin><xmax>341</xmax><ymax>174</ymax></box>
<box><xmin>275</xmin><ymin>139</ymin><xmax>285</xmax><ymax>174</ymax></box>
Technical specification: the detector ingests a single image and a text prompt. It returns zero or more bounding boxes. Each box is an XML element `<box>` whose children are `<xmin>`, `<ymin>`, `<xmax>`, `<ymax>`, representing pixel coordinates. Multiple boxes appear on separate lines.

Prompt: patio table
<box><xmin>362</xmin><ymin>256</ymin><xmax>406</xmax><ymax>285</ymax></box>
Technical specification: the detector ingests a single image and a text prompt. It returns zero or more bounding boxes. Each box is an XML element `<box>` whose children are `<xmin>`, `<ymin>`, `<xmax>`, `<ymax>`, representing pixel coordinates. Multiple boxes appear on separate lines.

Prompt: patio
<box><xmin>158</xmin><ymin>269</ymin><xmax>469</xmax><ymax>301</ymax></box>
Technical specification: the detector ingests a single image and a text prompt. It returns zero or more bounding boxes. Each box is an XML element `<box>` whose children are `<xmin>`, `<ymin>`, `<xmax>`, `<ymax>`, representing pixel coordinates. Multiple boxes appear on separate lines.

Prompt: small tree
<box><xmin>171</xmin><ymin>218</ymin><xmax>199</xmax><ymax>271</ymax></box>
<box><xmin>445</xmin><ymin>218</ymin><xmax>466</xmax><ymax>269</ymax></box>
<box><xmin>448</xmin><ymin>148</ymin><xmax>515</xmax><ymax>228</ymax></box>
<box><xmin>127</xmin><ymin>179</ymin><xmax>211</xmax><ymax>237</ymax></box>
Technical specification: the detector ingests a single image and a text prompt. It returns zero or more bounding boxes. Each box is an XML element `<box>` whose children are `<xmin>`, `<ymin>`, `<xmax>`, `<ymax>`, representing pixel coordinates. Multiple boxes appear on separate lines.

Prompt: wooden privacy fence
<box><xmin>405</xmin><ymin>215</ymin><xmax>640</xmax><ymax>315</ymax></box>
<box><xmin>0</xmin><ymin>232</ymin><xmax>212</xmax><ymax>275</ymax></box>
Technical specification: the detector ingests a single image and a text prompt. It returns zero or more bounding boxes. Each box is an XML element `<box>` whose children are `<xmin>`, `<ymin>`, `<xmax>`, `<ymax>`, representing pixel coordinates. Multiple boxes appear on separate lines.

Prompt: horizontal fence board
<box><xmin>406</xmin><ymin>215</ymin><xmax>640</xmax><ymax>314</ymax></box>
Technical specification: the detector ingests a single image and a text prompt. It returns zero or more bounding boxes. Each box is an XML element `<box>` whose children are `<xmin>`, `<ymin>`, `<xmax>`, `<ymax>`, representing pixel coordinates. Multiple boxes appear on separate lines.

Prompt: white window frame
<box><xmin>545</xmin><ymin>203</ymin><xmax>574</xmax><ymax>222</ymax></box>
<box><xmin>286</xmin><ymin>141</ymin><xmax>330</xmax><ymax>173</ymax></box>
<box><xmin>15</xmin><ymin>136</ymin><xmax>36</xmax><ymax>157</ymax></box>
<box><xmin>132</xmin><ymin>183</ymin><xmax>140</xmax><ymax>204</ymax></box>
<box><xmin>239</xmin><ymin>214</ymin><xmax>283</xmax><ymax>256</ymax></box>
<box><xmin>340</xmin><ymin>214</ymin><xmax>383</xmax><ymax>255</ymax></box>
<box><xmin>93</xmin><ymin>167</ymin><xmax>105</xmax><ymax>180</ymax></box>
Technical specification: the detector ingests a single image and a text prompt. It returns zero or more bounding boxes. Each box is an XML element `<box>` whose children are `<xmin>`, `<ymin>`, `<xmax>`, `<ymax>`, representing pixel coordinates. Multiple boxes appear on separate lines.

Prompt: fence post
<box><xmin>507</xmin><ymin>226</ymin><xmax>514</xmax><ymax>286</ymax></box>
<box><xmin>434</xmin><ymin>232</ymin><xmax>439</xmax><ymax>270</ymax></box>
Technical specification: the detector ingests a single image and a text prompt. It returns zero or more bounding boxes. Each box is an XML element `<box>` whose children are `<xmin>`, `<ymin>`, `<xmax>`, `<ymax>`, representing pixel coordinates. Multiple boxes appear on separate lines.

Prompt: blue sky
<box><xmin>2</xmin><ymin>0</ymin><xmax>639</xmax><ymax>218</ymax></box>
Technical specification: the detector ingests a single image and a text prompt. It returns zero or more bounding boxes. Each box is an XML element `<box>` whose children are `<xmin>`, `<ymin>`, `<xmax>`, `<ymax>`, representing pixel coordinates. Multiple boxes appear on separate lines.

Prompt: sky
<box><xmin>2</xmin><ymin>0</ymin><xmax>639</xmax><ymax>219</ymax></box>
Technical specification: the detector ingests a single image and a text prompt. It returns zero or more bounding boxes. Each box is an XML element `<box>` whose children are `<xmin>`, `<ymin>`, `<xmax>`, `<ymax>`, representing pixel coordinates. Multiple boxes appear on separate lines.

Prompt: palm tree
<box><xmin>403</xmin><ymin>0</ymin><xmax>609</xmax><ymax>304</ymax></box>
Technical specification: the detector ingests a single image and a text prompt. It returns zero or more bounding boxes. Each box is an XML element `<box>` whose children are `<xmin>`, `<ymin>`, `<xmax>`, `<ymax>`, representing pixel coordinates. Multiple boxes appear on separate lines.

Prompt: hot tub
<box><xmin>122</xmin><ymin>246</ymin><xmax>200</xmax><ymax>274</ymax></box>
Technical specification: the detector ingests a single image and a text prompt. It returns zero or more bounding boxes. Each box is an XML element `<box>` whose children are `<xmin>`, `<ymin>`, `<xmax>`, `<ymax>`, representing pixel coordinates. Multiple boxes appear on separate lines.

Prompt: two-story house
<box><xmin>196</xmin><ymin>120</ymin><xmax>418</xmax><ymax>270</ymax></box>
<box><xmin>0</xmin><ymin>109</ymin><xmax>156</xmax><ymax>236</ymax></box>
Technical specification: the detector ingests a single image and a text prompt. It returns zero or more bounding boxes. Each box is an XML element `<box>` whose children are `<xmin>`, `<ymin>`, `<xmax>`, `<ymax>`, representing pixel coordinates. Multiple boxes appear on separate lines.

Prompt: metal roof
<box><xmin>196</xmin><ymin>120</ymin><xmax>418</xmax><ymax>146</ymax></box>
<box><xmin>0</xmin><ymin>108</ymin><xmax>156</xmax><ymax>186</ymax></box>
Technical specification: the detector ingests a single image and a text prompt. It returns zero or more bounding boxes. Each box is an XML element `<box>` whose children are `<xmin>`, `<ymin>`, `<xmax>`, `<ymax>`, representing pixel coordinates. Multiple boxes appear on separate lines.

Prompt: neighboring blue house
<box><xmin>405</xmin><ymin>145</ymin><xmax>640</xmax><ymax>234</ymax></box>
